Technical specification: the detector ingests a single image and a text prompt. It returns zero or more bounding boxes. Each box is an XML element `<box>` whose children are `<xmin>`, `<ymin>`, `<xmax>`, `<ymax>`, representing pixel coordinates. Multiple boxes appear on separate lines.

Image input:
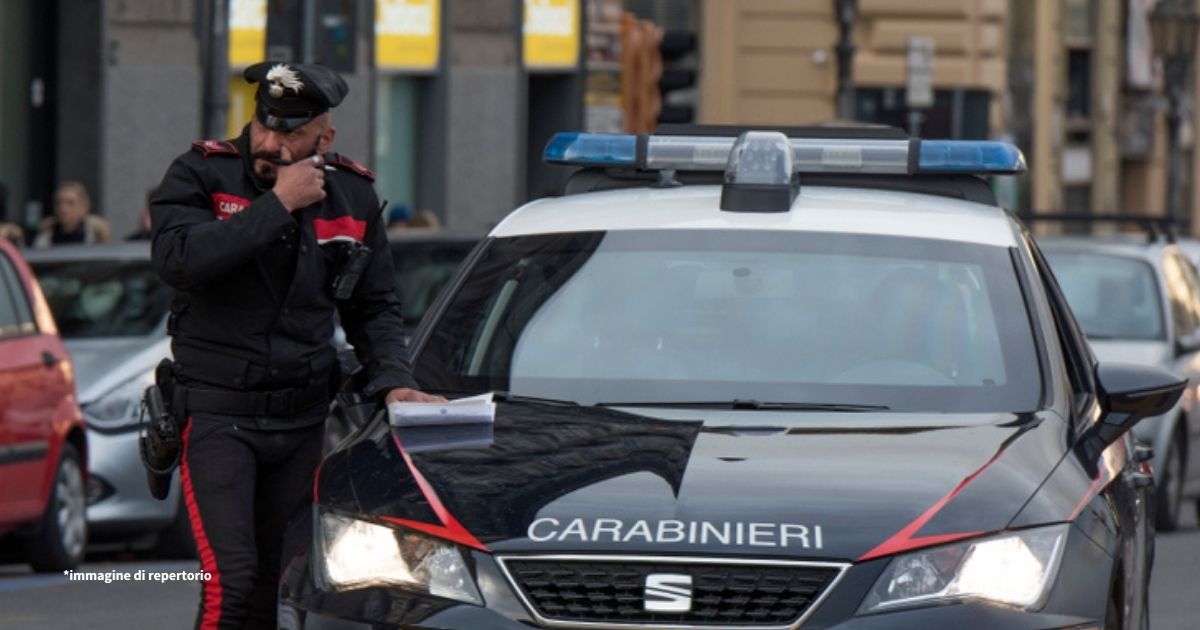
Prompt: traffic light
<box><xmin>657</xmin><ymin>30</ymin><xmax>696</xmax><ymax>124</ymax></box>
<box><xmin>619</xmin><ymin>12</ymin><xmax>662</xmax><ymax>133</ymax></box>
<box><xmin>265</xmin><ymin>0</ymin><xmax>356</xmax><ymax>72</ymax></box>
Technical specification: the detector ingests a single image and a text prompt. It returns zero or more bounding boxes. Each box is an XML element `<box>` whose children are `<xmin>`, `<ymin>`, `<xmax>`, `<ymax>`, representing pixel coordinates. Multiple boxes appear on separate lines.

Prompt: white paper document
<box><xmin>387</xmin><ymin>392</ymin><xmax>496</xmax><ymax>427</ymax></box>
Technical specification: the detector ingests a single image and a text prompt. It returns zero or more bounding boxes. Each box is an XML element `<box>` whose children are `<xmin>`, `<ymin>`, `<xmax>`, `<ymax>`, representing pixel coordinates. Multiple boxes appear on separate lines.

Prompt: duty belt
<box><xmin>175</xmin><ymin>385</ymin><xmax>328</xmax><ymax>417</ymax></box>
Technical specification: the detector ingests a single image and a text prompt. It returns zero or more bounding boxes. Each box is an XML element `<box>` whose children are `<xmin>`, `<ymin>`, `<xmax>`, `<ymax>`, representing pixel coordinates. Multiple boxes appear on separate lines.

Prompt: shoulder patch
<box><xmin>327</xmin><ymin>153</ymin><xmax>375</xmax><ymax>182</ymax></box>
<box><xmin>191</xmin><ymin>140</ymin><xmax>239</xmax><ymax>157</ymax></box>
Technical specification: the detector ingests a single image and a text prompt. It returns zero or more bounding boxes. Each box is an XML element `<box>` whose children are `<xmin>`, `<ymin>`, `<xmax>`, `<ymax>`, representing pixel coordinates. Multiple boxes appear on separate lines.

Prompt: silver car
<box><xmin>23</xmin><ymin>233</ymin><xmax>481</xmax><ymax>549</ymax></box>
<box><xmin>1040</xmin><ymin>235</ymin><xmax>1200</xmax><ymax>531</ymax></box>
<box><xmin>22</xmin><ymin>243</ymin><xmax>190</xmax><ymax>554</ymax></box>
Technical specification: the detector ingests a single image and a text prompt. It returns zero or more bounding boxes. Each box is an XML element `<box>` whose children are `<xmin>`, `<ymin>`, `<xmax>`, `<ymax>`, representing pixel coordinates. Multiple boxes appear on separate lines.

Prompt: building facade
<box><xmin>7</xmin><ymin>0</ymin><xmax>1199</xmax><ymax>235</ymax></box>
<box><xmin>0</xmin><ymin>0</ymin><xmax>586</xmax><ymax>238</ymax></box>
<box><xmin>699</xmin><ymin>0</ymin><xmax>1008</xmax><ymax>137</ymax></box>
<box><xmin>697</xmin><ymin>0</ymin><xmax>1200</xmax><ymax>231</ymax></box>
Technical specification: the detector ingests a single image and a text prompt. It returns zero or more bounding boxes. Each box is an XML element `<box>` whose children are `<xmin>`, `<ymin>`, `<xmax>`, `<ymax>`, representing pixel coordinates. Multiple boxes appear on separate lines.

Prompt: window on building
<box><xmin>375</xmin><ymin>77</ymin><xmax>421</xmax><ymax>221</ymax></box>
<box><xmin>855</xmin><ymin>88</ymin><xmax>991</xmax><ymax>140</ymax></box>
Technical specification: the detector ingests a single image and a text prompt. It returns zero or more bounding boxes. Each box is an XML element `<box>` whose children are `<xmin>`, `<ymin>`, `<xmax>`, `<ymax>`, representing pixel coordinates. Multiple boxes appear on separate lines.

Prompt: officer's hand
<box><xmin>385</xmin><ymin>388</ymin><xmax>448</xmax><ymax>404</ymax></box>
<box><xmin>273</xmin><ymin>145</ymin><xmax>326</xmax><ymax>212</ymax></box>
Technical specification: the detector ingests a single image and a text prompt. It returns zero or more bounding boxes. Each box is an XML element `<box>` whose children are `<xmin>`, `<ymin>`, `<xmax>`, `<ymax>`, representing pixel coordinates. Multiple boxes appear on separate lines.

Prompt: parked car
<box><xmin>1039</xmin><ymin>233</ymin><xmax>1200</xmax><ymax>531</ymax></box>
<box><xmin>22</xmin><ymin>243</ymin><xmax>189</xmax><ymax>555</ymax></box>
<box><xmin>0</xmin><ymin>237</ymin><xmax>89</xmax><ymax>571</ymax></box>
<box><xmin>1171</xmin><ymin>236</ymin><xmax>1200</xmax><ymax>271</ymax></box>
<box><xmin>280</xmin><ymin>128</ymin><xmax>1175</xmax><ymax>629</ymax></box>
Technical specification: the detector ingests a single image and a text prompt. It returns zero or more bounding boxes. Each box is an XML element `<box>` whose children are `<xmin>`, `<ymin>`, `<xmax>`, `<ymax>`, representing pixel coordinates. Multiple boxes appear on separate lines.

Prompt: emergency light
<box><xmin>543</xmin><ymin>132</ymin><xmax>1027</xmax><ymax>176</ymax></box>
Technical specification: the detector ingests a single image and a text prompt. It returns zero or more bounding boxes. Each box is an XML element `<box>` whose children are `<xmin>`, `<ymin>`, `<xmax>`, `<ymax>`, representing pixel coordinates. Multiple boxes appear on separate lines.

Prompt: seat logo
<box><xmin>644</xmin><ymin>573</ymin><xmax>693</xmax><ymax>612</ymax></box>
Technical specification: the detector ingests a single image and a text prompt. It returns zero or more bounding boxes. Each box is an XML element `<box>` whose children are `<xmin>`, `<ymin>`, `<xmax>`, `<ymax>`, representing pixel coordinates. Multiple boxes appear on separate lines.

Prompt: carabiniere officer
<box><xmin>149</xmin><ymin>61</ymin><xmax>444</xmax><ymax>629</ymax></box>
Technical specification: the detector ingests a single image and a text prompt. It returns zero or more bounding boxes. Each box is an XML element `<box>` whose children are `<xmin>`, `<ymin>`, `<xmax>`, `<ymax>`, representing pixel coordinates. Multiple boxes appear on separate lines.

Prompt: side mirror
<box><xmin>1176</xmin><ymin>330</ymin><xmax>1200</xmax><ymax>356</ymax></box>
<box><xmin>1088</xmin><ymin>363</ymin><xmax>1187</xmax><ymax>450</ymax></box>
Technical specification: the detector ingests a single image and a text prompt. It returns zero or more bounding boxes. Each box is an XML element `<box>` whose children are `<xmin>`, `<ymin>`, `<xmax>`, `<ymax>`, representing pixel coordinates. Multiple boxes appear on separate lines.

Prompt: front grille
<box><xmin>499</xmin><ymin>556</ymin><xmax>843</xmax><ymax>628</ymax></box>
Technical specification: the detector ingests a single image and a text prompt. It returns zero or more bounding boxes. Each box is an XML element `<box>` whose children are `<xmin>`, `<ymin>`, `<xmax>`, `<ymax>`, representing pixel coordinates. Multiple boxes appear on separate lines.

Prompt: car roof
<box><xmin>491</xmin><ymin>184</ymin><xmax>1018</xmax><ymax>248</ymax></box>
<box><xmin>20</xmin><ymin>242</ymin><xmax>151</xmax><ymax>263</ymax></box>
<box><xmin>1035</xmin><ymin>235</ymin><xmax>1170</xmax><ymax>262</ymax></box>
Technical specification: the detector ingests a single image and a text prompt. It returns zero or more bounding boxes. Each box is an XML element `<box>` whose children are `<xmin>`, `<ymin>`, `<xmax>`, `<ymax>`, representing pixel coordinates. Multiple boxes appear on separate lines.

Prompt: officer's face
<box><xmin>249</xmin><ymin>114</ymin><xmax>335</xmax><ymax>182</ymax></box>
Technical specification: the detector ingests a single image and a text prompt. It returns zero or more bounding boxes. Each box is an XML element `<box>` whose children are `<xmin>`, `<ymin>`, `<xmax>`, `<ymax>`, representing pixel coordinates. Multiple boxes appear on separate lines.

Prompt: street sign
<box><xmin>906</xmin><ymin>36</ymin><xmax>935</xmax><ymax>109</ymax></box>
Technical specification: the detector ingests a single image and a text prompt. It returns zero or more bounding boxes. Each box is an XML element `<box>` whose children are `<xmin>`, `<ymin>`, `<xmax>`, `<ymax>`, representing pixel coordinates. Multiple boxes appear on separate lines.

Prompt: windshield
<box><xmin>391</xmin><ymin>239</ymin><xmax>476</xmax><ymax>324</ymax></box>
<box><xmin>33</xmin><ymin>259</ymin><xmax>171</xmax><ymax>338</ymax></box>
<box><xmin>415</xmin><ymin>230</ymin><xmax>1040</xmax><ymax>413</ymax></box>
<box><xmin>1041</xmin><ymin>251</ymin><xmax>1165</xmax><ymax>341</ymax></box>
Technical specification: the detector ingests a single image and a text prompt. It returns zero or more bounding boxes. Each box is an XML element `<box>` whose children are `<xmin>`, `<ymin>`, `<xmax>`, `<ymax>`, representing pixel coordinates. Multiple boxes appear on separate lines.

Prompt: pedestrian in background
<box><xmin>150</xmin><ymin>61</ymin><xmax>443</xmax><ymax>629</ymax></box>
<box><xmin>0</xmin><ymin>222</ymin><xmax>23</xmax><ymax>246</ymax></box>
<box><xmin>407</xmin><ymin>209</ymin><xmax>442</xmax><ymax>230</ymax></box>
<box><xmin>32</xmin><ymin>181</ymin><xmax>112</xmax><ymax>247</ymax></box>
<box><xmin>384</xmin><ymin>202</ymin><xmax>412</xmax><ymax>235</ymax></box>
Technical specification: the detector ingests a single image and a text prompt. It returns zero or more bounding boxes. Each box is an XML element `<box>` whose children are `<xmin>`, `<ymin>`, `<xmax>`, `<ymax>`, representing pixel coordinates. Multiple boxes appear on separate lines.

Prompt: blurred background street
<box><xmin>4</xmin><ymin>0</ymin><xmax>1200</xmax><ymax>627</ymax></box>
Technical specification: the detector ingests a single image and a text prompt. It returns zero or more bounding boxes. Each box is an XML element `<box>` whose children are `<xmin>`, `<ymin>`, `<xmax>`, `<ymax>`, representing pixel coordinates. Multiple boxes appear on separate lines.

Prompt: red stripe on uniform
<box><xmin>313</xmin><ymin>217</ymin><xmax>366</xmax><ymax>242</ymax></box>
<box><xmin>180</xmin><ymin>418</ymin><xmax>224</xmax><ymax>630</ymax></box>
<box><xmin>211</xmin><ymin>192</ymin><xmax>250</xmax><ymax>220</ymax></box>
<box><xmin>380</xmin><ymin>434</ymin><xmax>489</xmax><ymax>552</ymax></box>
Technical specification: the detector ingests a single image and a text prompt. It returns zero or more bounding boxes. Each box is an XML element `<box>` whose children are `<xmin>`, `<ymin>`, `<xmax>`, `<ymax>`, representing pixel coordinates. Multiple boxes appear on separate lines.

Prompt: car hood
<box><xmin>317</xmin><ymin>402</ymin><xmax>1066</xmax><ymax>561</ymax></box>
<box><xmin>1087</xmin><ymin>339</ymin><xmax>1172</xmax><ymax>367</ymax></box>
<box><xmin>65</xmin><ymin>336</ymin><xmax>170</xmax><ymax>404</ymax></box>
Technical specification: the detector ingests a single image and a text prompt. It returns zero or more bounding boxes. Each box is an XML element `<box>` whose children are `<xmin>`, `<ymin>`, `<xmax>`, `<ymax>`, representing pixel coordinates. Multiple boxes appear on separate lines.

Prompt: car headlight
<box><xmin>318</xmin><ymin>510</ymin><xmax>483</xmax><ymax>605</ymax></box>
<box><xmin>84</xmin><ymin>370</ymin><xmax>155</xmax><ymax>428</ymax></box>
<box><xmin>859</xmin><ymin>524</ymin><xmax>1068</xmax><ymax>614</ymax></box>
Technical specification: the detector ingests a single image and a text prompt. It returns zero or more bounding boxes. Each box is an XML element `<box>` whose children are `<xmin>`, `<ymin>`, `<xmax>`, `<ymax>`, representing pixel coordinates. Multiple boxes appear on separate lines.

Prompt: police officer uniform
<box><xmin>150</xmin><ymin>62</ymin><xmax>418</xmax><ymax>629</ymax></box>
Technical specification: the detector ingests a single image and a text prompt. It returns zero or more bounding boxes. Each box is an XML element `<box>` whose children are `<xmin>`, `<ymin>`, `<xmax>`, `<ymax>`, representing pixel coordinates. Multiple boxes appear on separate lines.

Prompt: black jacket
<box><xmin>150</xmin><ymin>126</ymin><xmax>418</xmax><ymax>421</ymax></box>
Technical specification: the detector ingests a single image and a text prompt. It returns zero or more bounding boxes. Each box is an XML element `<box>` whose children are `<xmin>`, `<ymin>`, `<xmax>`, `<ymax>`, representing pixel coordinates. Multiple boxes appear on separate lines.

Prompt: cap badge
<box><xmin>265</xmin><ymin>64</ymin><xmax>303</xmax><ymax>98</ymax></box>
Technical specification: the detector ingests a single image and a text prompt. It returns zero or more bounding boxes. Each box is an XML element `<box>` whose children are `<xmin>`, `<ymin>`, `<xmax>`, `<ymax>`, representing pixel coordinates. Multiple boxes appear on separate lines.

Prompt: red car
<box><xmin>0</xmin><ymin>237</ymin><xmax>88</xmax><ymax>571</ymax></box>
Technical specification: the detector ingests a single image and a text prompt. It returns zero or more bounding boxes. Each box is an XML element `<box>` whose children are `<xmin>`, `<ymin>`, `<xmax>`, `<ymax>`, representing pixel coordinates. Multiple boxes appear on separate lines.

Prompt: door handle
<box><xmin>41</xmin><ymin>351</ymin><xmax>58</xmax><ymax>368</ymax></box>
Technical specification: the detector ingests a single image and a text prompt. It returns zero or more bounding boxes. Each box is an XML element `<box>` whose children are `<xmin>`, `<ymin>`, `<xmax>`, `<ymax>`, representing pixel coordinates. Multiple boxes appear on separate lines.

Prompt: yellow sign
<box><xmin>523</xmin><ymin>0</ymin><xmax>579</xmax><ymax>69</ymax></box>
<box><xmin>228</xmin><ymin>0</ymin><xmax>266</xmax><ymax>68</ymax></box>
<box><xmin>376</xmin><ymin>0</ymin><xmax>440</xmax><ymax>71</ymax></box>
<box><xmin>226</xmin><ymin>78</ymin><xmax>258</xmax><ymax>139</ymax></box>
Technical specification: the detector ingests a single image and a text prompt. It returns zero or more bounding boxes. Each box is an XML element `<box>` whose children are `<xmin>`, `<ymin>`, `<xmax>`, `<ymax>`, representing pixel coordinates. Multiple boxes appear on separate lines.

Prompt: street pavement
<box><xmin>1149</xmin><ymin>506</ymin><xmax>1200</xmax><ymax>630</ymax></box>
<box><xmin>0</xmin><ymin>557</ymin><xmax>199</xmax><ymax>630</ymax></box>
<box><xmin>1</xmin><ymin>515</ymin><xmax>1198</xmax><ymax>629</ymax></box>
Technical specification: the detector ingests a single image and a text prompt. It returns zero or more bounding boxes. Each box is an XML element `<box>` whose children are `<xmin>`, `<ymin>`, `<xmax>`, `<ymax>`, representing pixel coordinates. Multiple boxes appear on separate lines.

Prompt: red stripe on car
<box><xmin>380</xmin><ymin>434</ymin><xmax>489</xmax><ymax>552</ymax></box>
<box><xmin>1068</xmin><ymin>439</ymin><xmax>1125</xmax><ymax>521</ymax></box>
<box><xmin>857</xmin><ymin>449</ymin><xmax>1004</xmax><ymax>561</ymax></box>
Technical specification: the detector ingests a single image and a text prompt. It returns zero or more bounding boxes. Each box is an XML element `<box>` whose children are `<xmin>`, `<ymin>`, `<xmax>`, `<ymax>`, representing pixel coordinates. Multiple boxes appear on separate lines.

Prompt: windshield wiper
<box><xmin>596</xmin><ymin>400</ymin><xmax>890</xmax><ymax>412</ymax></box>
<box><xmin>489</xmin><ymin>391</ymin><xmax>582</xmax><ymax>407</ymax></box>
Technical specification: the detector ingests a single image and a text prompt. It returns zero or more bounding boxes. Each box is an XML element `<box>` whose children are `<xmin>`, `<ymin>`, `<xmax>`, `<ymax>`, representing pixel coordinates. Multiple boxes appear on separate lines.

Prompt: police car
<box><xmin>279</xmin><ymin>127</ymin><xmax>1183</xmax><ymax>629</ymax></box>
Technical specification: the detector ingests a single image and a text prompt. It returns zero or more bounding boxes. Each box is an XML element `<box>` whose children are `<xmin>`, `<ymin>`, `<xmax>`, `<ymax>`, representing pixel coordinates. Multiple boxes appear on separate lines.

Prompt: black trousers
<box><xmin>179</xmin><ymin>413</ymin><xmax>324</xmax><ymax>630</ymax></box>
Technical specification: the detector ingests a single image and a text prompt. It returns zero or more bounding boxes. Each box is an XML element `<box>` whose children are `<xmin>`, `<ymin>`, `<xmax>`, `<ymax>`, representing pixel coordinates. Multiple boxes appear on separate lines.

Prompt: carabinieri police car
<box><xmin>279</xmin><ymin>126</ymin><xmax>1184</xmax><ymax>629</ymax></box>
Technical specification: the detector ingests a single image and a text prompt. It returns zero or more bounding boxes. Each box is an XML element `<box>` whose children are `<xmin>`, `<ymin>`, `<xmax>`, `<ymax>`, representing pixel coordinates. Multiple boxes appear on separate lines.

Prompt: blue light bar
<box><xmin>917</xmin><ymin>141</ymin><xmax>1026</xmax><ymax>175</ymax></box>
<box><xmin>544</xmin><ymin>133</ymin><xmax>637</xmax><ymax>166</ymax></box>
<box><xmin>543</xmin><ymin>132</ymin><xmax>1028</xmax><ymax>176</ymax></box>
